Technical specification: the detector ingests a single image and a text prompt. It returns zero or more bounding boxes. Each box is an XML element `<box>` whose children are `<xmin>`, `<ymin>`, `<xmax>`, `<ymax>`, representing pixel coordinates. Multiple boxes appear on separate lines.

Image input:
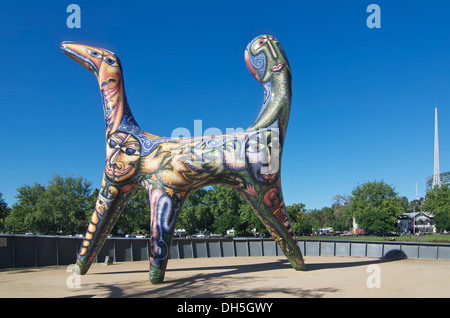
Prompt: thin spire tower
<box><xmin>416</xmin><ymin>181</ymin><xmax>419</xmax><ymax>200</ymax></box>
<box><xmin>433</xmin><ymin>106</ymin><xmax>441</xmax><ymax>188</ymax></box>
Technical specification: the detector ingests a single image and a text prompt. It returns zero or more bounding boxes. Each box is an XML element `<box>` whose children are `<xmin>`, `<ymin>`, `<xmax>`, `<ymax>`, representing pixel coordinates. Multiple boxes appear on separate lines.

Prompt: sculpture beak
<box><xmin>60</xmin><ymin>41</ymin><xmax>101</xmax><ymax>75</ymax></box>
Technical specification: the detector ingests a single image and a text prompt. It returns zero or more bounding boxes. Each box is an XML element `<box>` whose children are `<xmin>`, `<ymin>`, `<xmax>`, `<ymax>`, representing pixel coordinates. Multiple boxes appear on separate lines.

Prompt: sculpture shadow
<box><xmin>67</xmin><ymin>256</ymin><xmax>403</xmax><ymax>298</ymax></box>
<box><xmin>305</xmin><ymin>257</ymin><xmax>401</xmax><ymax>271</ymax></box>
<box><xmin>383</xmin><ymin>249</ymin><xmax>407</xmax><ymax>259</ymax></box>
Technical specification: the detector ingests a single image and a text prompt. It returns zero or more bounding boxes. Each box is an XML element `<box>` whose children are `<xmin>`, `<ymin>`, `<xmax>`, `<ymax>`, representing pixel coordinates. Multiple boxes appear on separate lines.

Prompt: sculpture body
<box><xmin>61</xmin><ymin>35</ymin><xmax>304</xmax><ymax>284</ymax></box>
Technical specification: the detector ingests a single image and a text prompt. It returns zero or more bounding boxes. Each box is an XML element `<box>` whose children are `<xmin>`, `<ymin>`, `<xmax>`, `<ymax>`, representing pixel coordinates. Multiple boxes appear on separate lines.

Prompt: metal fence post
<box><xmin>12</xmin><ymin>236</ymin><xmax>16</xmax><ymax>268</ymax></box>
<box><xmin>56</xmin><ymin>238</ymin><xmax>59</xmax><ymax>266</ymax></box>
<box><xmin>113</xmin><ymin>238</ymin><xmax>117</xmax><ymax>262</ymax></box>
<box><xmin>34</xmin><ymin>236</ymin><xmax>38</xmax><ymax>268</ymax></box>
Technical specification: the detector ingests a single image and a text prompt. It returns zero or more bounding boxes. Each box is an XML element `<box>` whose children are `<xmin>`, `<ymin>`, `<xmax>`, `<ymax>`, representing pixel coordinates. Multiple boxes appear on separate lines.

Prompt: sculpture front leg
<box><xmin>75</xmin><ymin>177</ymin><xmax>135</xmax><ymax>275</ymax></box>
<box><xmin>242</xmin><ymin>129</ymin><xmax>304</xmax><ymax>270</ymax></box>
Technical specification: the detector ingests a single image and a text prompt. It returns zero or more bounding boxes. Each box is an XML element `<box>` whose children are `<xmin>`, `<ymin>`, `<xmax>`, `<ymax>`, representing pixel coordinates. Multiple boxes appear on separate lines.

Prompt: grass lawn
<box><xmin>297</xmin><ymin>234</ymin><xmax>450</xmax><ymax>243</ymax></box>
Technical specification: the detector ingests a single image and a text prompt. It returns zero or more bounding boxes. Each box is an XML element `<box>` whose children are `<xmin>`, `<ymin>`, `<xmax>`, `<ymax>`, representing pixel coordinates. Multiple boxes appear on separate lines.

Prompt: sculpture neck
<box><xmin>248</xmin><ymin>67</ymin><xmax>292</xmax><ymax>139</ymax></box>
<box><xmin>98</xmin><ymin>73</ymin><xmax>139</xmax><ymax>136</ymax></box>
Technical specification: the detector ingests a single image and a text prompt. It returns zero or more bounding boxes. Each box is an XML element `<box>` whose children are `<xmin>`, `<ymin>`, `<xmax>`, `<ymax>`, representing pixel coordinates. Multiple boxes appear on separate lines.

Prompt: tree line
<box><xmin>1</xmin><ymin>175</ymin><xmax>450</xmax><ymax>236</ymax></box>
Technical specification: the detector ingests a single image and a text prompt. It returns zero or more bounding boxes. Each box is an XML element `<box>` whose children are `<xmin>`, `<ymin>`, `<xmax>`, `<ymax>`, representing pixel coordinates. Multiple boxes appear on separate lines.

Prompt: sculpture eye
<box><xmin>255</xmin><ymin>38</ymin><xmax>267</xmax><ymax>49</ymax></box>
<box><xmin>88</xmin><ymin>50</ymin><xmax>101</xmax><ymax>58</ymax></box>
<box><xmin>104</xmin><ymin>57</ymin><xmax>117</xmax><ymax>66</ymax></box>
<box><xmin>125</xmin><ymin>148</ymin><xmax>136</xmax><ymax>155</ymax></box>
<box><xmin>250</xmin><ymin>143</ymin><xmax>265</xmax><ymax>152</ymax></box>
<box><xmin>108</xmin><ymin>139</ymin><xmax>118</xmax><ymax>148</ymax></box>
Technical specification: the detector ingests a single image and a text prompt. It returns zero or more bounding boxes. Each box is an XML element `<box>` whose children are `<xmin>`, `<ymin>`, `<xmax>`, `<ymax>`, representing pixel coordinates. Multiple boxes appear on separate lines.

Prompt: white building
<box><xmin>397</xmin><ymin>212</ymin><xmax>436</xmax><ymax>234</ymax></box>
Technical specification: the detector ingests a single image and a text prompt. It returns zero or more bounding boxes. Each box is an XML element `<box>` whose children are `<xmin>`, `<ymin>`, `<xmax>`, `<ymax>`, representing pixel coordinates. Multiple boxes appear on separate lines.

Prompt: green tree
<box><xmin>7</xmin><ymin>183</ymin><xmax>46</xmax><ymax>233</ymax></box>
<box><xmin>43</xmin><ymin>175</ymin><xmax>92</xmax><ymax>235</ymax></box>
<box><xmin>116</xmin><ymin>189</ymin><xmax>151</xmax><ymax>235</ymax></box>
<box><xmin>423</xmin><ymin>185</ymin><xmax>450</xmax><ymax>231</ymax></box>
<box><xmin>332</xmin><ymin>194</ymin><xmax>350</xmax><ymax>207</ymax></box>
<box><xmin>295</xmin><ymin>216</ymin><xmax>313</xmax><ymax>236</ymax></box>
<box><xmin>239</xmin><ymin>200</ymin><xmax>267</xmax><ymax>236</ymax></box>
<box><xmin>7</xmin><ymin>175</ymin><xmax>93</xmax><ymax>235</ymax></box>
<box><xmin>434</xmin><ymin>213</ymin><xmax>450</xmax><ymax>232</ymax></box>
<box><xmin>286</xmin><ymin>203</ymin><xmax>312</xmax><ymax>235</ymax></box>
<box><xmin>178</xmin><ymin>185</ymin><xmax>272</xmax><ymax>236</ymax></box>
<box><xmin>331</xmin><ymin>195</ymin><xmax>352</xmax><ymax>233</ymax></box>
<box><xmin>408</xmin><ymin>198</ymin><xmax>424</xmax><ymax>213</ymax></box>
<box><xmin>0</xmin><ymin>193</ymin><xmax>9</xmax><ymax>232</ymax></box>
<box><xmin>208</xmin><ymin>185</ymin><xmax>246</xmax><ymax>235</ymax></box>
<box><xmin>178</xmin><ymin>188</ymin><xmax>214</xmax><ymax>235</ymax></box>
<box><xmin>311</xmin><ymin>207</ymin><xmax>335</xmax><ymax>229</ymax></box>
<box><xmin>346</xmin><ymin>180</ymin><xmax>404</xmax><ymax>234</ymax></box>
<box><xmin>423</xmin><ymin>185</ymin><xmax>450</xmax><ymax>213</ymax></box>
<box><xmin>357</xmin><ymin>207</ymin><xmax>395</xmax><ymax>234</ymax></box>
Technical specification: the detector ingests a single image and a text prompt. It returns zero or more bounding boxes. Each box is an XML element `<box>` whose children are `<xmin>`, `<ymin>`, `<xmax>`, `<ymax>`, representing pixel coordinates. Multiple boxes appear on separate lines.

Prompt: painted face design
<box><xmin>105</xmin><ymin>132</ymin><xmax>141</xmax><ymax>182</ymax></box>
<box><xmin>245</xmin><ymin>35</ymin><xmax>289</xmax><ymax>83</ymax></box>
<box><xmin>88</xmin><ymin>48</ymin><xmax>121</xmax><ymax>109</ymax></box>
<box><xmin>246</xmin><ymin>129</ymin><xmax>280</xmax><ymax>183</ymax></box>
<box><xmin>89</xmin><ymin>48</ymin><xmax>123</xmax><ymax>135</ymax></box>
<box><xmin>95</xmin><ymin>197</ymin><xmax>107</xmax><ymax>215</ymax></box>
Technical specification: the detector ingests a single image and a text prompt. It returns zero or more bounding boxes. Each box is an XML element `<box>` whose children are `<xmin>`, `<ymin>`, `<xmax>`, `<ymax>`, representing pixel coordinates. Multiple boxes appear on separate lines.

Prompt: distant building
<box><xmin>174</xmin><ymin>229</ymin><xmax>186</xmax><ymax>237</ymax></box>
<box><xmin>426</xmin><ymin>171</ymin><xmax>450</xmax><ymax>192</ymax></box>
<box><xmin>318</xmin><ymin>227</ymin><xmax>333</xmax><ymax>235</ymax></box>
<box><xmin>397</xmin><ymin>212</ymin><xmax>436</xmax><ymax>234</ymax></box>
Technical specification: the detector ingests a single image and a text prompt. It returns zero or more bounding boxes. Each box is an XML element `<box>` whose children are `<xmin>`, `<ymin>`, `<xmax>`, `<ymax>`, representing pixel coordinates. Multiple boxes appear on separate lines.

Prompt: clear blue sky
<box><xmin>1</xmin><ymin>0</ymin><xmax>449</xmax><ymax>210</ymax></box>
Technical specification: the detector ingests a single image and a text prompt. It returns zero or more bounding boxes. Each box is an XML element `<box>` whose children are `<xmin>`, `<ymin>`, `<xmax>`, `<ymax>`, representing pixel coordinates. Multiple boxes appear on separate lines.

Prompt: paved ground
<box><xmin>0</xmin><ymin>256</ymin><xmax>449</xmax><ymax>298</ymax></box>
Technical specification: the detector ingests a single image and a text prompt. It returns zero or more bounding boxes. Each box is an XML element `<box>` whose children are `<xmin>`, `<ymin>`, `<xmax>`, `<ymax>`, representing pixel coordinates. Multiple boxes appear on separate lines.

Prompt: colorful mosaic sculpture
<box><xmin>61</xmin><ymin>35</ymin><xmax>304</xmax><ymax>284</ymax></box>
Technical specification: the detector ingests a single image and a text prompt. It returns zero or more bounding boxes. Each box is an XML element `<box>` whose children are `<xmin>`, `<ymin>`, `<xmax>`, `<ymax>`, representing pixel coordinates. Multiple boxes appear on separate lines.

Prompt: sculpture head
<box><xmin>60</xmin><ymin>42</ymin><xmax>122</xmax><ymax>106</ymax></box>
<box><xmin>61</xmin><ymin>42</ymin><xmax>121</xmax><ymax>77</ymax></box>
<box><xmin>61</xmin><ymin>42</ymin><xmax>128</xmax><ymax>135</ymax></box>
<box><xmin>244</xmin><ymin>35</ymin><xmax>290</xmax><ymax>83</ymax></box>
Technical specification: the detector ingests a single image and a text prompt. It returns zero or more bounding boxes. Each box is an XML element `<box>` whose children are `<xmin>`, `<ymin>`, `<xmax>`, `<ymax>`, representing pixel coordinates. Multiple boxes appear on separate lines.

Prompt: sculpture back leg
<box><xmin>145</xmin><ymin>181</ymin><xmax>184</xmax><ymax>284</ymax></box>
<box><xmin>238</xmin><ymin>183</ymin><xmax>305</xmax><ymax>271</ymax></box>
